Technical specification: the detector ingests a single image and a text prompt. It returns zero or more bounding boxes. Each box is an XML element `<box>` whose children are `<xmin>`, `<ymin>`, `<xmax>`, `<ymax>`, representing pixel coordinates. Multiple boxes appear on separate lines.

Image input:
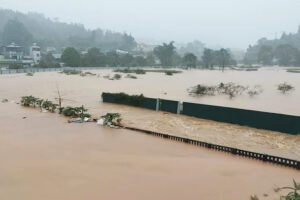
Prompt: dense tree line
<box><xmin>61</xmin><ymin>47</ymin><xmax>155</xmax><ymax>67</ymax></box>
<box><xmin>244</xmin><ymin>25</ymin><xmax>300</xmax><ymax>66</ymax></box>
<box><xmin>59</xmin><ymin>43</ymin><xmax>236</xmax><ymax>69</ymax></box>
<box><xmin>201</xmin><ymin>48</ymin><xmax>236</xmax><ymax>70</ymax></box>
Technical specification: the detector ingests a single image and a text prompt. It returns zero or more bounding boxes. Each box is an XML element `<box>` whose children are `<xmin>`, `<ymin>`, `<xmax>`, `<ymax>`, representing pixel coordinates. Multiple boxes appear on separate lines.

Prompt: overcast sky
<box><xmin>1</xmin><ymin>0</ymin><xmax>300</xmax><ymax>49</ymax></box>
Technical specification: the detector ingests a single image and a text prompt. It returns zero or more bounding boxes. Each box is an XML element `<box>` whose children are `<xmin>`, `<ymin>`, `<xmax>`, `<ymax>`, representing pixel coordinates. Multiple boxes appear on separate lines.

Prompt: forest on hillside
<box><xmin>0</xmin><ymin>9</ymin><xmax>137</xmax><ymax>52</ymax></box>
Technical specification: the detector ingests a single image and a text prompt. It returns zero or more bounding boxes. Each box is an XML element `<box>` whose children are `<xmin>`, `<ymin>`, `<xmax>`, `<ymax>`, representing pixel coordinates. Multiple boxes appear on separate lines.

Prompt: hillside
<box><xmin>0</xmin><ymin>9</ymin><xmax>137</xmax><ymax>52</ymax></box>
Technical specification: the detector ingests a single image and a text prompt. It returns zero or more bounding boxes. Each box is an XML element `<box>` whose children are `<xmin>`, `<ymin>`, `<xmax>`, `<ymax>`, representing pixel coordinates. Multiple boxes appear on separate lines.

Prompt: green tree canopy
<box><xmin>183</xmin><ymin>53</ymin><xmax>197</xmax><ymax>68</ymax></box>
<box><xmin>257</xmin><ymin>45</ymin><xmax>274</xmax><ymax>65</ymax></box>
<box><xmin>275</xmin><ymin>44</ymin><xmax>300</xmax><ymax>66</ymax></box>
<box><xmin>2</xmin><ymin>19</ymin><xmax>33</xmax><ymax>52</ymax></box>
<box><xmin>61</xmin><ymin>47</ymin><xmax>81</xmax><ymax>67</ymax></box>
<box><xmin>153</xmin><ymin>42</ymin><xmax>176</xmax><ymax>67</ymax></box>
<box><xmin>84</xmin><ymin>47</ymin><xmax>106</xmax><ymax>66</ymax></box>
<box><xmin>202</xmin><ymin>48</ymin><xmax>215</xmax><ymax>68</ymax></box>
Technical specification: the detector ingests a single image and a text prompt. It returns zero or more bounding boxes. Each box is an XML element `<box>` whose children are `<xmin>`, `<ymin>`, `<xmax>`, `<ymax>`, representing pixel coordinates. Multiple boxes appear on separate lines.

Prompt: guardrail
<box><xmin>123</xmin><ymin>126</ymin><xmax>300</xmax><ymax>170</ymax></box>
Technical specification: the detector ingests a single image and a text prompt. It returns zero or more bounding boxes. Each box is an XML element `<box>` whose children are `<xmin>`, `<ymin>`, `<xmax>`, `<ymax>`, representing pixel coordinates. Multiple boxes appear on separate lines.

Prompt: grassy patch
<box><xmin>114</xmin><ymin>68</ymin><xmax>182</xmax><ymax>75</ymax></box>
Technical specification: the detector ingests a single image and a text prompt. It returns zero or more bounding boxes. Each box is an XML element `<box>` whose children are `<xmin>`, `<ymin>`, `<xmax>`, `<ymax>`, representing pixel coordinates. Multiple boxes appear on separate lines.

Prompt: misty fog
<box><xmin>1</xmin><ymin>0</ymin><xmax>300</xmax><ymax>49</ymax></box>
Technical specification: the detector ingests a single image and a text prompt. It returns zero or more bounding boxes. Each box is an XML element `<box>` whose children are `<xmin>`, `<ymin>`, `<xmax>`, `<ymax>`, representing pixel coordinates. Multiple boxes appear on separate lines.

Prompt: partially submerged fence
<box><xmin>123</xmin><ymin>126</ymin><xmax>300</xmax><ymax>170</ymax></box>
<box><xmin>182</xmin><ymin>102</ymin><xmax>300</xmax><ymax>135</ymax></box>
<box><xmin>102</xmin><ymin>93</ymin><xmax>300</xmax><ymax>135</ymax></box>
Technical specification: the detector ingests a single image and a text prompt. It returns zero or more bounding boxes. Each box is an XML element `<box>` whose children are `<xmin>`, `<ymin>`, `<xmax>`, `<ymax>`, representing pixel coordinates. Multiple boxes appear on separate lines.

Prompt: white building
<box><xmin>30</xmin><ymin>43</ymin><xmax>41</xmax><ymax>64</ymax></box>
<box><xmin>3</xmin><ymin>43</ymin><xmax>23</xmax><ymax>60</ymax></box>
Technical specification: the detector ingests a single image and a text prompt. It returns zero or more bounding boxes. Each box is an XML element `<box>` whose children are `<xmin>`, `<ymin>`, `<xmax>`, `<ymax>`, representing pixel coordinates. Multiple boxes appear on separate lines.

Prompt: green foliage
<box><xmin>9</xmin><ymin>63</ymin><xmax>24</xmax><ymax>69</ymax></box>
<box><xmin>21</xmin><ymin>96</ymin><xmax>57</xmax><ymax>112</ymax></box>
<box><xmin>61</xmin><ymin>69</ymin><xmax>82</xmax><ymax>75</ymax></box>
<box><xmin>275</xmin><ymin>44</ymin><xmax>300</xmax><ymax>66</ymax></box>
<box><xmin>61</xmin><ymin>47</ymin><xmax>81</xmax><ymax>67</ymax></box>
<box><xmin>114</xmin><ymin>68</ymin><xmax>146</xmax><ymax>74</ymax></box>
<box><xmin>250</xmin><ymin>195</ymin><xmax>259</xmax><ymax>200</ymax></box>
<box><xmin>190</xmin><ymin>84</ymin><xmax>216</xmax><ymax>96</ymax></box>
<box><xmin>102</xmin><ymin>92</ymin><xmax>145</xmax><ymax>106</ymax></box>
<box><xmin>113</xmin><ymin>74</ymin><xmax>122</xmax><ymax>80</ymax></box>
<box><xmin>81</xmin><ymin>47</ymin><xmax>106</xmax><ymax>67</ymax></box>
<box><xmin>101</xmin><ymin>113</ymin><xmax>122</xmax><ymax>125</ymax></box>
<box><xmin>165</xmin><ymin>71</ymin><xmax>173</xmax><ymax>76</ymax></box>
<box><xmin>41</xmin><ymin>100</ymin><xmax>57</xmax><ymax>113</ymax></box>
<box><xmin>189</xmin><ymin>82</ymin><xmax>256</xmax><ymax>99</ymax></box>
<box><xmin>257</xmin><ymin>45</ymin><xmax>273</xmax><ymax>65</ymax></box>
<box><xmin>125</xmin><ymin>74</ymin><xmax>137</xmax><ymax>79</ymax></box>
<box><xmin>35</xmin><ymin>52</ymin><xmax>60</xmax><ymax>68</ymax></box>
<box><xmin>21</xmin><ymin>96</ymin><xmax>39</xmax><ymax>107</ymax></box>
<box><xmin>183</xmin><ymin>53</ymin><xmax>198</xmax><ymax>68</ymax></box>
<box><xmin>153</xmin><ymin>42</ymin><xmax>176</xmax><ymax>66</ymax></box>
<box><xmin>280</xmin><ymin>179</ymin><xmax>300</xmax><ymax>200</ymax></box>
<box><xmin>202</xmin><ymin>48</ymin><xmax>215</xmax><ymax>68</ymax></box>
<box><xmin>245</xmin><ymin>27</ymin><xmax>300</xmax><ymax>66</ymax></box>
<box><xmin>26</xmin><ymin>72</ymin><xmax>34</xmax><ymax>76</ymax></box>
<box><xmin>62</xmin><ymin>106</ymin><xmax>91</xmax><ymax>120</ymax></box>
<box><xmin>278</xmin><ymin>82</ymin><xmax>295</xmax><ymax>94</ymax></box>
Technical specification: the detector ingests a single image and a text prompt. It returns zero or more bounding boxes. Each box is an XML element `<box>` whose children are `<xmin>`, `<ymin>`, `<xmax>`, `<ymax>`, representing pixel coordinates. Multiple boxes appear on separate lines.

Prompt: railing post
<box><xmin>177</xmin><ymin>102</ymin><xmax>181</xmax><ymax>114</ymax></box>
<box><xmin>156</xmin><ymin>98</ymin><xmax>160</xmax><ymax>111</ymax></box>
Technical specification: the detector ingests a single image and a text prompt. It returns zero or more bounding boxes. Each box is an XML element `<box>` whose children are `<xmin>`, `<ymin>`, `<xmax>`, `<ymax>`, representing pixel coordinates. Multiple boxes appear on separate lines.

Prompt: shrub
<box><xmin>188</xmin><ymin>84</ymin><xmax>216</xmax><ymax>96</ymax></box>
<box><xmin>125</xmin><ymin>74</ymin><xmax>137</xmax><ymax>79</ymax></box>
<box><xmin>101</xmin><ymin>113</ymin><xmax>122</xmax><ymax>125</ymax></box>
<box><xmin>9</xmin><ymin>63</ymin><xmax>24</xmax><ymax>69</ymax></box>
<box><xmin>165</xmin><ymin>71</ymin><xmax>173</xmax><ymax>76</ymax></box>
<box><xmin>217</xmin><ymin>82</ymin><xmax>247</xmax><ymax>98</ymax></box>
<box><xmin>102</xmin><ymin>92</ymin><xmax>145</xmax><ymax>106</ymax></box>
<box><xmin>247</xmin><ymin>85</ymin><xmax>263</xmax><ymax>97</ymax></box>
<box><xmin>250</xmin><ymin>195</ymin><xmax>259</xmax><ymax>200</ymax></box>
<box><xmin>21</xmin><ymin>96</ymin><xmax>39</xmax><ymax>107</ymax></box>
<box><xmin>42</xmin><ymin>100</ymin><xmax>58</xmax><ymax>113</ymax></box>
<box><xmin>113</xmin><ymin>74</ymin><xmax>122</xmax><ymax>80</ymax></box>
<box><xmin>280</xmin><ymin>179</ymin><xmax>300</xmax><ymax>200</ymax></box>
<box><xmin>188</xmin><ymin>82</ymin><xmax>259</xmax><ymax>99</ymax></box>
<box><xmin>114</xmin><ymin>68</ymin><xmax>146</xmax><ymax>74</ymax></box>
<box><xmin>62</xmin><ymin>106</ymin><xmax>91</xmax><ymax>120</ymax></box>
<box><xmin>278</xmin><ymin>82</ymin><xmax>294</xmax><ymax>94</ymax></box>
<box><xmin>60</xmin><ymin>69</ymin><xmax>82</xmax><ymax>75</ymax></box>
<box><xmin>26</xmin><ymin>72</ymin><xmax>34</xmax><ymax>76</ymax></box>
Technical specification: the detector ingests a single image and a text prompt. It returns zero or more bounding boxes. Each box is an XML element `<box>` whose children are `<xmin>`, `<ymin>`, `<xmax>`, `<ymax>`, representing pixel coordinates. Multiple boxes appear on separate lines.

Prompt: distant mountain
<box><xmin>0</xmin><ymin>9</ymin><xmax>137</xmax><ymax>52</ymax></box>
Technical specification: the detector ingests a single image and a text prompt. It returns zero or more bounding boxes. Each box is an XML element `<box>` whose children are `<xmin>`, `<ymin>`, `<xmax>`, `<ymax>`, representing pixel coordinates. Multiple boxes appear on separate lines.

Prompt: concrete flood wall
<box><xmin>102</xmin><ymin>93</ymin><xmax>300</xmax><ymax>135</ymax></box>
<box><xmin>182</xmin><ymin>102</ymin><xmax>300</xmax><ymax>135</ymax></box>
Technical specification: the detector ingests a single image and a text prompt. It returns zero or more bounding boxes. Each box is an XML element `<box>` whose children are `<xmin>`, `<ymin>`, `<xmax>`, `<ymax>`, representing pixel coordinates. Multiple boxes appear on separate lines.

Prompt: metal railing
<box><xmin>123</xmin><ymin>126</ymin><xmax>300</xmax><ymax>170</ymax></box>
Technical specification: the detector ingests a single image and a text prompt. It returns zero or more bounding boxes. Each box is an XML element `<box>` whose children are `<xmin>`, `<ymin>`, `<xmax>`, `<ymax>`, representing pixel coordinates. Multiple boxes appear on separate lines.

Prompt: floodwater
<box><xmin>0</xmin><ymin>103</ymin><xmax>299</xmax><ymax>200</ymax></box>
<box><xmin>0</xmin><ymin>67</ymin><xmax>299</xmax><ymax>160</ymax></box>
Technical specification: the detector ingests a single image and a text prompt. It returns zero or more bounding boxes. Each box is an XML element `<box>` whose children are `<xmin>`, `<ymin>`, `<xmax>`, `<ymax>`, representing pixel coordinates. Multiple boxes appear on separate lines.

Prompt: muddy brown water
<box><xmin>0</xmin><ymin>103</ymin><xmax>299</xmax><ymax>200</ymax></box>
<box><xmin>0</xmin><ymin>67</ymin><xmax>299</xmax><ymax>161</ymax></box>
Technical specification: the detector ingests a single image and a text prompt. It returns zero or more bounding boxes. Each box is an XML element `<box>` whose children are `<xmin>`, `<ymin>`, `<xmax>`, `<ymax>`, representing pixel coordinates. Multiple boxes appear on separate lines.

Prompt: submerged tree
<box><xmin>183</xmin><ymin>53</ymin><xmax>197</xmax><ymax>68</ymax></box>
<box><xmin>153</xmin><ymin>42</ymin><xmax>176</xmax><ymax>67</ymax></box>
<box><xmin>257</xmin><ymin>45</ymin><xmax>274</xmax><ymax>65</ymax></box>
<box><xmin>61</xmin><ymin>47</ymin><xmax>81</xmax><ymax>67</ymax></box>
<box><xmin>202</xmin><ymin>48</ymin><xmax>215</xmax><ymax>68</ymax></box>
